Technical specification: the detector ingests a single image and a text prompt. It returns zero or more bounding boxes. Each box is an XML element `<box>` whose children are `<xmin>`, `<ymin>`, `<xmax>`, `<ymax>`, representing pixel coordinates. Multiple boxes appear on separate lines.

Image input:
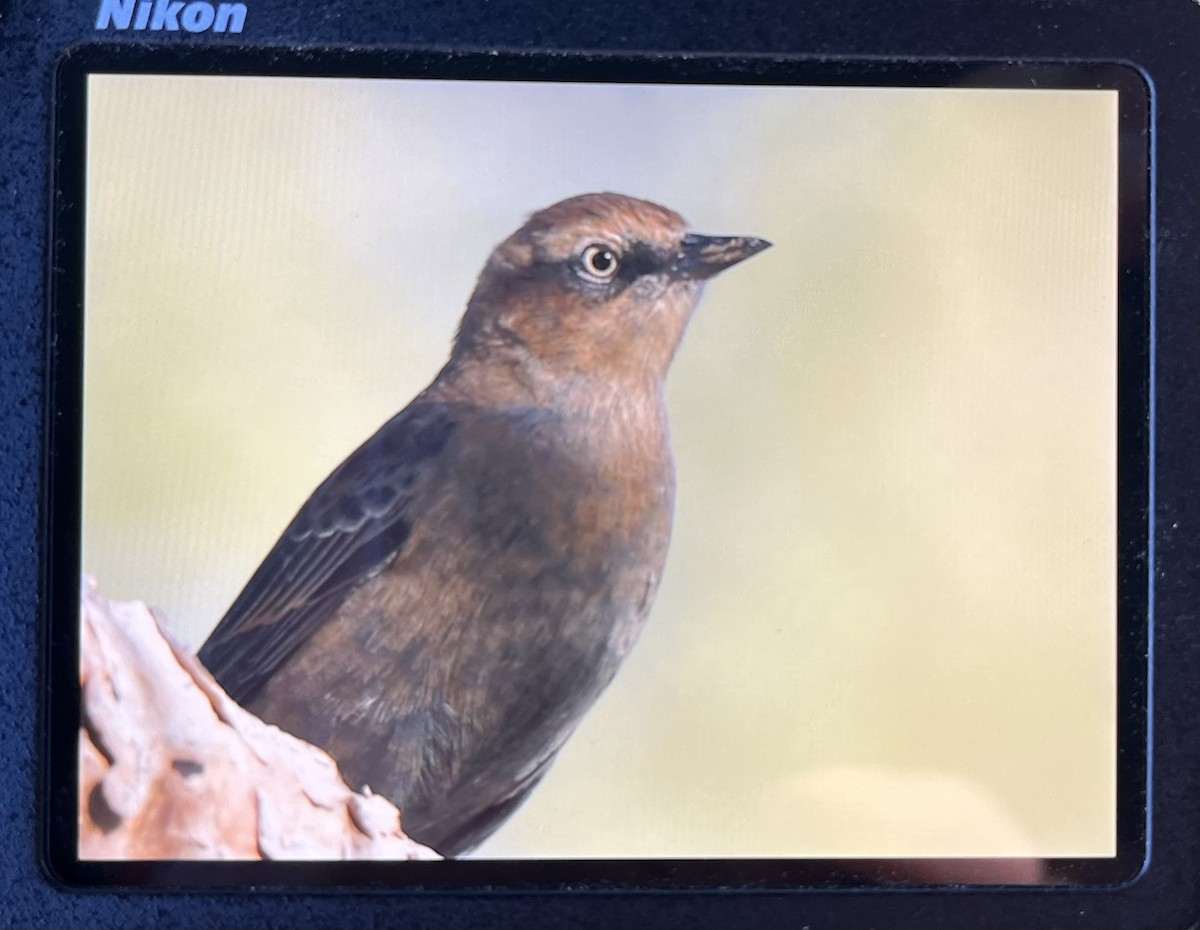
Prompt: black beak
<box><xmin>673</xmin><ymin>234</ymin><xmax>772</xmax><ymax>281</ymax></box>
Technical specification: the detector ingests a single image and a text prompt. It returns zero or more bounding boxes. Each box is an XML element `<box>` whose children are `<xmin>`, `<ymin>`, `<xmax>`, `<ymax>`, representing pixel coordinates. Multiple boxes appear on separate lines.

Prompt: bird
<box><xmin>197</xmin><ymin>192</ymin><xmax>771</xmax><ymax>856</ymax></box>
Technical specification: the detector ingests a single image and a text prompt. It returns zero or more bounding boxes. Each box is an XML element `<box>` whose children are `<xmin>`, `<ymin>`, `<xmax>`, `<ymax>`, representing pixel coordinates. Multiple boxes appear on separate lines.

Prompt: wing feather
<box><xmin>197</xmin><ymin>402</ymin><xmax>458</xmax><ymax>703</ymax></box>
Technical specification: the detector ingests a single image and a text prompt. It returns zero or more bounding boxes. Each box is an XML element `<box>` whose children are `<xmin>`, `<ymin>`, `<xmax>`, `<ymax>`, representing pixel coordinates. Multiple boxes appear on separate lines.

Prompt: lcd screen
<box><xmin>48</xmin><ymin>54</ymin><xmax>1149</xmax><ymax>887</ymax></box>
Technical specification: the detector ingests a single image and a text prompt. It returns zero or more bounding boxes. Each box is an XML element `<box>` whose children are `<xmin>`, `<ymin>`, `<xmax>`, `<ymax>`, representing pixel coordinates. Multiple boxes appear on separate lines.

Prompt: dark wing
<box><xmin>410</xmin><ymin>752</ymin><xmax>556</xmax><ymax>857</ymax></box>
<box><xmin>197</xmin><ymin>402</ymin><xmax>458</xmax><ymax>704</ymax></box>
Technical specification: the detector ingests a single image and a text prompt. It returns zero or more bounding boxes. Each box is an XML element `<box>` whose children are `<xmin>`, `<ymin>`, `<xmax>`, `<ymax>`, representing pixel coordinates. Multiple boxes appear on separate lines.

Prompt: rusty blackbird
<box><xmin>198</xmin><ymin>193</ymin><xmax>770</xmax><ymax>855</ymax></box>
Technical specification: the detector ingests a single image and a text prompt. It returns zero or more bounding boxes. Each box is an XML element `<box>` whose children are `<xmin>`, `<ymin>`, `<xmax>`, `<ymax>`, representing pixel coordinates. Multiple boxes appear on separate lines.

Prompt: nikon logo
<box><xmin>95</xmin><ymin>0</ymin><xmax>247</xmax><ymax>32</ymax></box>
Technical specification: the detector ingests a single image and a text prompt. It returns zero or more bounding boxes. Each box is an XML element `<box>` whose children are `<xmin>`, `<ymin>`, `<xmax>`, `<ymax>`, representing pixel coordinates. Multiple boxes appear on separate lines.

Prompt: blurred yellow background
<box><xmin>83</xmin><ymin>74</ymin><xmax>1117</xmax><ymax>858</ymax></box>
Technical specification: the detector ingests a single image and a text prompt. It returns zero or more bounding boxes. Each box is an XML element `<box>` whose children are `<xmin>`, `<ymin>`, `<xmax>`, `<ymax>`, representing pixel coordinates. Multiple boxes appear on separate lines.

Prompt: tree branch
<box><xmin>79</xmin><ymin>578</ymin><xmax>439</xmax><ymax>861</ymax></box>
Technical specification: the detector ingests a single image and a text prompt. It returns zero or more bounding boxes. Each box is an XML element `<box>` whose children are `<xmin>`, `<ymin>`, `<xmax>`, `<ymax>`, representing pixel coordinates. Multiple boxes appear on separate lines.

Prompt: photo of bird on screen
<box><xmin>195</xmin><ymin>193</ymin><xmax>771</xmax><ymax>856</ymax></box>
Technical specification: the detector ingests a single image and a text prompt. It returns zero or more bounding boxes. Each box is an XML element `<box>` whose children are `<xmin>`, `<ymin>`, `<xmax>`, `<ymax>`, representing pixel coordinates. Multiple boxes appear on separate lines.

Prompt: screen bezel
<box><xmin>43</xmin><ymin>44</ymin><xmax>1152</xmax><ymax>891</ymax></box>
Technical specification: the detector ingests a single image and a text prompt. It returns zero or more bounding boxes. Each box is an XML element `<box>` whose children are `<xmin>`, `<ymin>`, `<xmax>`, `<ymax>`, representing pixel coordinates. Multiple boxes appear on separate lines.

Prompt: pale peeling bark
<box><xmin>78</xmin><ymin>578</ymin><xmax>440</xmax><ymax>861</ymax></box>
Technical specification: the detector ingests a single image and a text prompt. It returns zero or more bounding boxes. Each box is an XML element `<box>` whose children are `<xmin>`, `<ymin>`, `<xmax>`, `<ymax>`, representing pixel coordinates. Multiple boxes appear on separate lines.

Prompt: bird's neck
<box><xmin>427</xmin><ymin>349</ymin><xmax>666</xmax><ymax>420</ymax></box>
<box><xmin>422</xmin><ymin>351</ymin><xmax>673</xmax><ymax>476</ymax></box>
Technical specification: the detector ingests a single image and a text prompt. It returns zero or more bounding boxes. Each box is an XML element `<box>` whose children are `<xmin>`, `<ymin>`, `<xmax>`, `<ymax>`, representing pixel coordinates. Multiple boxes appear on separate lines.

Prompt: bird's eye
<box><xmin>579</xmin><ymin>244</ymin><xmax>620</xmax><ymax>281</ymax></box>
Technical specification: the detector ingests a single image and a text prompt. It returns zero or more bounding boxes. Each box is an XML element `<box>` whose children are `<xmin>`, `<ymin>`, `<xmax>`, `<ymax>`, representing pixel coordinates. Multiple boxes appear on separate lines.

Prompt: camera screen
<box><xmin>58</xmin><ymin>59</ymin><xmax>1146</xmax><ymax>884</ymax></box>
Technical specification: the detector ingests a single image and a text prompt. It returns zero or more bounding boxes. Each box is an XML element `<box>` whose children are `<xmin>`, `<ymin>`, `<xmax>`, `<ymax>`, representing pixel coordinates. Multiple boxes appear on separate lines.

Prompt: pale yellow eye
<box><xmin>579</xmin><ymin>244</ymin><xmax>620</xmax><ymax>280</ymax></box>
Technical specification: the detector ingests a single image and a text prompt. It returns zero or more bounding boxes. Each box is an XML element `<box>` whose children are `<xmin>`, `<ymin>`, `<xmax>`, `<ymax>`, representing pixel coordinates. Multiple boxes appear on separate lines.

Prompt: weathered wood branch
<box><xmin>79</xmin><ymin>578</ymin><xmax>439</xmax><ymax>861</ymax></box>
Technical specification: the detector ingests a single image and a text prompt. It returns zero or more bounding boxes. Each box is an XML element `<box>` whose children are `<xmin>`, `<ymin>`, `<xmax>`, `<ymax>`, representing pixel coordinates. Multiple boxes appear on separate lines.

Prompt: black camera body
<box><xmin>2</xmin><ymin>0</ymin><xmax>1198</xmax><ymax>927</ymax></box>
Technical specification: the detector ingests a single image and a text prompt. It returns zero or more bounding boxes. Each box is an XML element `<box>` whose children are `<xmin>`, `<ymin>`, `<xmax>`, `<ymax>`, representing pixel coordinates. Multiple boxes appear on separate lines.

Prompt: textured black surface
<box><xmin>2</xmin><ymin>0</ymin><xmax>1199</xmax><ymax>927</ymax></box>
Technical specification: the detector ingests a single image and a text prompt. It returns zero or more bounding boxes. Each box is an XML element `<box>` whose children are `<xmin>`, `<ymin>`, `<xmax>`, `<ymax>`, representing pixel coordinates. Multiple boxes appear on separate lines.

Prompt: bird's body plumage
<box><xmin>198</xmin><ymin>193</ymin><xmax>768</xmax><ymax>855</ymax></box>
<box><xmin>204</xmin><ymin>392</ymin><xmax>672</xmax><ymax>853</ymax></box>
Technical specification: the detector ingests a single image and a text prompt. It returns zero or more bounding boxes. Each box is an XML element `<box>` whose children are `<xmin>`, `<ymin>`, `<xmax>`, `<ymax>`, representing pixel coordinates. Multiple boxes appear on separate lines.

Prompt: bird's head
<box><xmin>450</xmin><ymin>193</ymin><xmax>770</xmax><ymax>392</ymax></box>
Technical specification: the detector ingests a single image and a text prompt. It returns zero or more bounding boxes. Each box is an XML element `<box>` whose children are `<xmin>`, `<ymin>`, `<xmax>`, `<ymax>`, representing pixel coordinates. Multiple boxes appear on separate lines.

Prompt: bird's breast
<box><xmin>390</xmin><ymin>399</ymin><xmax>675</xmax><ymax>691</ymax></box>
<box><xmin>453</xmin><ymin>398</ymin><xmax>674</xmax><ymax>610</ymax></box>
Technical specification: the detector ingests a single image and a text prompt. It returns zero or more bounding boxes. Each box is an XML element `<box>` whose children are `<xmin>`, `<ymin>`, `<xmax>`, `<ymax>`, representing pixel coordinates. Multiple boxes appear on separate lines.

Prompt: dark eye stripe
<box><xmin>549</xmin><ymin>240</ymin><xmax>673</xmax><ymax>300</ymax></box>
<box><xmin>613</xmin><ymin>242</ymin><xmax>670</xmax><ymax>282</ymax></box>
